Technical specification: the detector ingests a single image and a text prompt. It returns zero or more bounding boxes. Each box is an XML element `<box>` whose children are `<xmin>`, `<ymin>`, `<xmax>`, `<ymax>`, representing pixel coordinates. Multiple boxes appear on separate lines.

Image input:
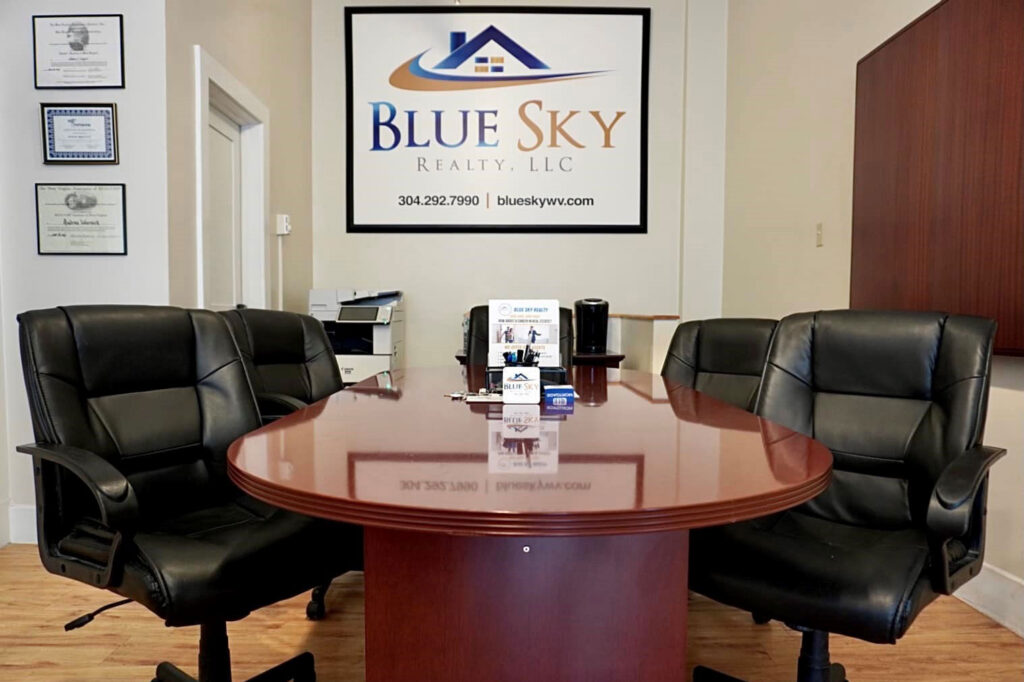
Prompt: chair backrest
<box><xmin>466</xmin><ymin>305</ymin><xmax>490</xmax><ymax>365</ymax></box>
<box><xmin>18</xmin><ymin>305</ymin><xmax>261</xmax><ymax>526</ymax></box>
<box><xmin>221</xmin><ymin>308</ymin><xmax>342</xmax><ymax>403</ymax></box>
<box><xmin>466</xmin><ymin>305</ymin><xmax>574</xmax><ymax>367</ymax></box>
<box><xmin>661</xmin><ymin>318</ymin><xmax>778</xmax><ymax>411</ymax></box>
<box><xmin>755</xmin><ymin>309</ymin><xmax>995</xmax><ymax>529</ymax></box>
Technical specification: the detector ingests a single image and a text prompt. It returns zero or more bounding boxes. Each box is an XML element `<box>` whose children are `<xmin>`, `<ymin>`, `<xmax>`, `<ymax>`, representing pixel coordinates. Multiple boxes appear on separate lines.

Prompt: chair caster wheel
<box><xmin>306</xmin><ymin>599</ymin><xmax>326</xmax><ymax>621</ymax></box>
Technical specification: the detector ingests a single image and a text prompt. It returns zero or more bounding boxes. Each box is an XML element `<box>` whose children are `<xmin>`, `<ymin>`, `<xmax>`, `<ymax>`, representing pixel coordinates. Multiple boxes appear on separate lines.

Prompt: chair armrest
<box><xmin>16</xmin><ymin>442</ymin><xmax>138</xmax><ymax>533</ymax></box>
<box><xmin>927</xmin><ymin>445</ymin><xmax>1006</xmax><ymax>539</ymax></box>
<box><xmin>256</xmin><ymin>392</ymin><xmax>309</xmax><ymax>418</ymax></box>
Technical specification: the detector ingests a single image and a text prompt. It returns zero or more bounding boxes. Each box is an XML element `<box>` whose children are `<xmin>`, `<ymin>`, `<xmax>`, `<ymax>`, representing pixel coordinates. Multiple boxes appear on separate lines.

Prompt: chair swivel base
<box><xmin>692</xmin><ymin>628</ymin><xmax>848</xmax><ymax>682</ymax></box>
<box><xmin>693</xmin><ymin>663</ymin><xmax>845</xmax><ymax>682</ymax></box>
<box><xmin>154</xmin><ymin>653</ymin><xmax>315</xmax><ymax>682</ymax></box>
<box><xmin>151</xmin><ymin>622</ymin><xmax>316</xmax><ymax>682</ymax></box>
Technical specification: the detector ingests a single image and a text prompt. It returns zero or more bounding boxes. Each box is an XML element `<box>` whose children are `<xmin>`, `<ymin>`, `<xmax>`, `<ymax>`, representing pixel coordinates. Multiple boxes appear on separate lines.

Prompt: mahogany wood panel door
<box><xmin>851</xmin><ymin>0</ymin><xmax>1024</xmax><ymax>354</ymax></box>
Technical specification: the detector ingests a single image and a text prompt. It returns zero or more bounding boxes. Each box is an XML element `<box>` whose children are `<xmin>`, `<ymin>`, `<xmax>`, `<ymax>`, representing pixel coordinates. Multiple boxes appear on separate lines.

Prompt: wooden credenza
<box><xmin>851</xmin><ymin>0</ymin><xmax>1024</xmax><ymax>354</ymax></box>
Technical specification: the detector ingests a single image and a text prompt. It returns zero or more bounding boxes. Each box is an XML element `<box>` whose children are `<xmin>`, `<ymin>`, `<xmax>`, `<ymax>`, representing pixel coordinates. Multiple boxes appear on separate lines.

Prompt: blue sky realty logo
<box><xmin>389</xmin><ymin>25</ymin><xmax>606</xmax><ymax>91</ymax></box>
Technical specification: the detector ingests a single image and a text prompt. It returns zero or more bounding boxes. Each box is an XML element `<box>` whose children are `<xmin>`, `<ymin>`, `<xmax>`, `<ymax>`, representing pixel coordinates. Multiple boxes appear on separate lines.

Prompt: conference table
<box><xmin>228</xmin><ymin>366</ymin><xmax>832</xmax><ymax>682</ymax></box>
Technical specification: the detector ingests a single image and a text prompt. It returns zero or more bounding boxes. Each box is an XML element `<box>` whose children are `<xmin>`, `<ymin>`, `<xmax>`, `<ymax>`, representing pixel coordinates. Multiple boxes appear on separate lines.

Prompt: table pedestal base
<box><xmin>364</xmin><ymin>528</ymin><xmax>689</xmax><ymax>682</ymax></box>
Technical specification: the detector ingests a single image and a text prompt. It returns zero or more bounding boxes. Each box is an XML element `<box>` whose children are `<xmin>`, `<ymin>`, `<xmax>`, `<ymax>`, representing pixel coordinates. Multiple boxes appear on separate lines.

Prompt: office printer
<box><xmin>309</xmin><ymin>289</ymin><xmax>405</xmax><ymax>383</ymax></box>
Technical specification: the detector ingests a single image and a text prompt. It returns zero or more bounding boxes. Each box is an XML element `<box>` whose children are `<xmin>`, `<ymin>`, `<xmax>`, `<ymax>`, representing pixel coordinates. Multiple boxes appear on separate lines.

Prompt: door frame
<box><xmin>193</xmin><ymin>45</ymin><xmax>269</xmax><ymax>309</ymax></box>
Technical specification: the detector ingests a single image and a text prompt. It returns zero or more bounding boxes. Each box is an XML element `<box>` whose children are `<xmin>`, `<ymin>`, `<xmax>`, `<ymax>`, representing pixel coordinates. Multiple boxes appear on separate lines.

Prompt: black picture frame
<box><xmin>40</xmin><ymin>103</ymin><xmax>119</xmax><ymax>164</ymax></box>
<box><xmin>35</xmin><ymin>183</ymin><xmax>127</xmax><ymax>256</ymax></box>
<box><xmin>33</xmin><ymin>14</ymin><xmax>125</xmax><ymax>89</ymax></box>
<box><xmin>344</xmin><ymin>6</ymin><xmax>650</xmax><ymax>234</ymax></box>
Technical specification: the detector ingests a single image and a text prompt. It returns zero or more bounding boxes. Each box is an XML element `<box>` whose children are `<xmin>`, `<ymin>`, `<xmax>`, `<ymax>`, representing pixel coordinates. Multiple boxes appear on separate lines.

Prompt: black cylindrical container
<box><xmin>574</xmin><ymin>298</ymin><xmax>609</xmax><ymax>354</ymax></box>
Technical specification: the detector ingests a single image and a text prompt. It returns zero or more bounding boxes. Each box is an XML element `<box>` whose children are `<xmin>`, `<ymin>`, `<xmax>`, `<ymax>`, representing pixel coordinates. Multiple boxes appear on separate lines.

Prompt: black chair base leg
<box><xmin>693</xmin><ymin>665</ymin><xmax>745</xmax><ymax>681</ymax></box>
<box><xmin>306</xmin><ymin>582</ymin><xmax>330</xmax><ymax>621</ymax></box>
<box><xmin>155</xmin><ymin>655</ymin><xmax>315</xmax><ymax>682</ymax></box>
<box><xmin>693</xmin><ymin>661</ymin><xmax>844</xmax><ymax>682</ymax></box>
<box><xmin>247</xmin><ymin>652</ymin><xmax>315</xmax><ymax>682</ymax></box>
<box><xmin>155</xmin><ymin>654</ymin><xmax>315</xmax><ymax>682</ymax></box>
<box><xmin>155</xmin><ymin>661</ymin><xmax>197</xmax><ymax>682</ymax></box>
<box><xmin>153</xmin><ymin>621</ymin><xmax>316</xmax><ymax>682</ymax></box>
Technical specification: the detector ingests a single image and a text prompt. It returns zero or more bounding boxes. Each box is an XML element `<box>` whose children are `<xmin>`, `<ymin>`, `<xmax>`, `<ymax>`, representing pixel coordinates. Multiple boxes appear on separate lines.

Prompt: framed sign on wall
<box><xmin>345</xmin><ymin>7</ymin><xmax>649</xmax><ymax>233</ymax></box>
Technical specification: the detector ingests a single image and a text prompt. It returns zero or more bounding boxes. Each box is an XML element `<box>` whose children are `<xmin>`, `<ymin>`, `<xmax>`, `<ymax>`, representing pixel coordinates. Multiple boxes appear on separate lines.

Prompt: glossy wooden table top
<box><xmin>228</xmin><ymin>366</ymin><xmax>832</xmax><ymax>536</ymax></box>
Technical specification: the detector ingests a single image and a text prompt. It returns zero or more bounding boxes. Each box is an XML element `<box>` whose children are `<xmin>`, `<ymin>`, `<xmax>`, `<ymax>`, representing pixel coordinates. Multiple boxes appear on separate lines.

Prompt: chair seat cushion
<box><xmin>114</xmin><ymin>495</ymin><xmax>362</xmax><ymax>627</ymax></box>
<box><xmin>690</xmin><ymin>510</ymin><xmax>938</xmax><ymax>643</ymax></box>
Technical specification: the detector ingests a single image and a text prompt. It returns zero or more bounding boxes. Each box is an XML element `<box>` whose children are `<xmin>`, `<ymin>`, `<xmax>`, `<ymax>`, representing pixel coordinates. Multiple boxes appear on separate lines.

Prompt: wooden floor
<box><xmin>0</xmin><ymin>544</ymin><xmax>1020</xmax><ymax>681</ymax></box>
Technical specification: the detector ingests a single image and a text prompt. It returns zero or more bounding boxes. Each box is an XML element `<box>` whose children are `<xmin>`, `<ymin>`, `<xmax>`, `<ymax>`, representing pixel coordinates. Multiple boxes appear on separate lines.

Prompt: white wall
<box><xmin>680</xmin><ymin>0</ymin><xmax>728</xmax><ymax>321</ymax></box>
<box><xmin>312</xmin><ymin>0</ymin><xmax>690</xmax><ymax>366</ymax></box>
<box><xmin>0</xmin><ymin>0</ymin><xmax>169</xmax><ymax>543</ymax></box>
<box><xmin>0</xmin><ymin>198</ymin><xmax>7</xmax><ymax>546</ymax></box>
<box><xmin>723</xmin><ymin>0</ymin><xmax>1024</xmax><ymax>633</ymax></box>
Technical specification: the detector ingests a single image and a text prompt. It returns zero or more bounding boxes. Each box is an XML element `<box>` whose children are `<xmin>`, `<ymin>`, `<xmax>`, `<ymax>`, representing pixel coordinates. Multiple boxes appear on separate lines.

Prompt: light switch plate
<box><xmin>275</xmin><ymin>214</ymin><xmax>292</xmax><ymax>236</ymax></box>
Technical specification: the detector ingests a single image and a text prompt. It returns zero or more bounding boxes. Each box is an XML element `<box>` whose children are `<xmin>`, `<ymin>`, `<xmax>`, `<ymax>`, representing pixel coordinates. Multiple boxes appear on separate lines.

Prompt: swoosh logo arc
<box><xmin>388</xmin><ymin>52</ymin><xmax>607</xmax><ymax>91</ymax></box>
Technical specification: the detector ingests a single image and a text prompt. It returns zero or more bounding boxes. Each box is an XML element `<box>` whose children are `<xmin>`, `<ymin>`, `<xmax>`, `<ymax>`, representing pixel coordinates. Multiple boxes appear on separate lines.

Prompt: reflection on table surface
<box><xmin>229</xmin><ymin>367</ymin><xmax>832</xmax><ymax>517</ymax></box>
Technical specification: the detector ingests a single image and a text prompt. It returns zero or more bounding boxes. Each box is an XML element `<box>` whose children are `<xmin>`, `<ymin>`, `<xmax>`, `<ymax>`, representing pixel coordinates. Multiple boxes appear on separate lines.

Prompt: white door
<box><xmin>203</xmin><ymin>106</ymin><xmax>243</xmax><ymax>311</ymax></box>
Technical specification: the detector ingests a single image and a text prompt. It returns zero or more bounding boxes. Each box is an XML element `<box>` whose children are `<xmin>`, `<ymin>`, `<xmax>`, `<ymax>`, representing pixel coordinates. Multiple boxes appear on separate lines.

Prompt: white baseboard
<box><xmin>9</xmin><ymin>503</ymin><xmax>37</xmax><ymax>544</ymax></box>
<box><xmin>0</xmin><ymin>502</ymin><xmax>9</xmax><ymax>546</ymax></box>
<box><xmin>955</xmin><ymin>562</ymin><xmax>1024</xmax><ymax>638</ymax></box>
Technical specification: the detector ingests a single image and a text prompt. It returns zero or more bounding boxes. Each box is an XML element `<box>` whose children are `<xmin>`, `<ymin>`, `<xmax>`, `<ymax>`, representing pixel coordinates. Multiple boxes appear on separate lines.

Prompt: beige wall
<box><xmin>312</xmin><ymin>0</ymin><xmax>688</xmax><ymax>367</ymax></box>
<box><xmin>723</xmin><ymin>0</ymin><xmax>1024</xmax><ymax>585</ymax></box>
<box><xmin>166</xmin><ymin>0</ymin><xmax>313</xmax><ymax>312</ymax></box>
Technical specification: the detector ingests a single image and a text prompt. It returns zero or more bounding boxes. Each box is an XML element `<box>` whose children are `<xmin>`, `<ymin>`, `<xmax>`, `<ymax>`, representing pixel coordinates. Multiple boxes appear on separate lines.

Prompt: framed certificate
<box><xmin>35</xmin><ymin>184</ymin><xmax>127</xmax><ymax>255</ymax></box>
<box><xmin>33</xmin><ymin>15</ymin><xmax>125</xmax><ymax>89</ymax></box>
<box><xmin>40</xmin><ymin>104</ymin><xmax>118</xmax><ymax>164</ymax></box>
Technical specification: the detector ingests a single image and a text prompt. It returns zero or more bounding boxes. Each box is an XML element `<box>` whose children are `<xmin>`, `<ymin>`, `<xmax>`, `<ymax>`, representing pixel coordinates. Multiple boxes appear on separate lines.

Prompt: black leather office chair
<box><xmin>16</xmin><ymin>305</ymin><xmax>362</xmax><ymax>682</ymax></box>
<box><xmin>221</xmin><ymin>307</ymin><xmax>344</xmax><ymax>424</ymax></box>
<box><xmin>690</xmin><ymin>310</ymin><xmax>1005</xmax><ymax>682</ymax></box>
<box><xmin>661</xmin><ymin>318</ymin><xmax>777</xmax><ymax>410</ymax></box>
<box><xmin>221</xmin><ymin>306</ymin><xmax>353</xmax><ymax>621</ymax></box>
<box><xmin>466</xmin><ymin>305</ymin><xmax>574</xmax><ymax>367</ymax></box>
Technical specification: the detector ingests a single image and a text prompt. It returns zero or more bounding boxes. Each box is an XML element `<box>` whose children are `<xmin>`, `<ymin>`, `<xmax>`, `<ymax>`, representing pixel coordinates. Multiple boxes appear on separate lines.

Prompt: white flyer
<box><xmin>487</xmin><ymin>299</ymin><xmax>560</xmax><ymax>366</ymax></box>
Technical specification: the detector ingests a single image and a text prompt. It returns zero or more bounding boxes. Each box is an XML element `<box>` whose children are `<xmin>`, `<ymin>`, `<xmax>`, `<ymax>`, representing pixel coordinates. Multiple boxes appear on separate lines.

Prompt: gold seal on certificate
<box><xmin>33</xmin><ymin>15</ymin><xmax>125</xmax><ymax>89</ymax></box>
<box><xmin>41</xmin><ymin>103</ymin><xmax>118</xmax><ymax>164</ymax></box>
<box><xmin>35</xmin><ymin>184</ymin><xmax>126</xmax><ymax>255</ymax></box>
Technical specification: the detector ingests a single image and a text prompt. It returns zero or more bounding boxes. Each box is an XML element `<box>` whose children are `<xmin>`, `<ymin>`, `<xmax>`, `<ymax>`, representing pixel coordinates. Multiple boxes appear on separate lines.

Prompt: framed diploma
<box><xmin>35</xmin><ymin>184</ymin><xmax>127</xmax><ymax>255</ymax></box>
<box><xmin>40</xmin><ymin>104</ymin><xmax>118</xmax><ymax>164</ymax></box>
<box><xmin>33</xmin><ymin>15</ymin><xmax>125</xmax><ymax>89</ymax></box>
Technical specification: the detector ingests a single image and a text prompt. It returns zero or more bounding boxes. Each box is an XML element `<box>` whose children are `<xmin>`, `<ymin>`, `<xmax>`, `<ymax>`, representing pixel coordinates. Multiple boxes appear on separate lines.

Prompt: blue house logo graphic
<box><xmin>435</xmin><ymin>27</ymin><xmax>548</xmax><ymax>73</ymax></box>
<box><xmin>389</xmin><ymin>25</ymin><xmax>605</xmax><ymax>91</ymax></box>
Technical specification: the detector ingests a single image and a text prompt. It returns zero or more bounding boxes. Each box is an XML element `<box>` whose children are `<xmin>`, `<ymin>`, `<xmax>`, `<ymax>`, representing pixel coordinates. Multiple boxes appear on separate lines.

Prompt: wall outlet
<box><xmin>815</xmin><ymin>222</ymin><xmax>824</xmax><ymax>247</ymax></box>
<box><xmin>275</xmin><ymin>214</ymin><xmax>292</xmax><ymax>236</ymax></box>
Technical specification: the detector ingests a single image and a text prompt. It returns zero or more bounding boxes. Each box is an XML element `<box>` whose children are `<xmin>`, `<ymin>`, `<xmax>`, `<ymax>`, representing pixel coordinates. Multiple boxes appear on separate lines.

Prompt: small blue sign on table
<box><xmin>543</xmin><ymin>385</ymin><xmax>575</xmax><ymax>408</ymax></box>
